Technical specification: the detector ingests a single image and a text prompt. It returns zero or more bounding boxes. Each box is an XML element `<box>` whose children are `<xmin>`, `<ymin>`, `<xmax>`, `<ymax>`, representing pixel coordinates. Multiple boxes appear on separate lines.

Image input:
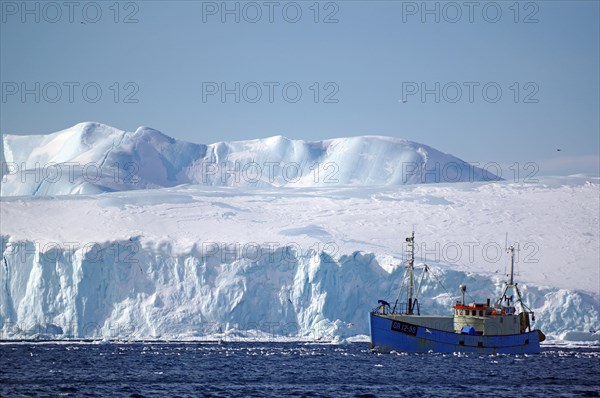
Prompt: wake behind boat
<box><xmin>369</xmin><ymin>233</ymin><xmax>545</xmax><ymax>354</ymax></box>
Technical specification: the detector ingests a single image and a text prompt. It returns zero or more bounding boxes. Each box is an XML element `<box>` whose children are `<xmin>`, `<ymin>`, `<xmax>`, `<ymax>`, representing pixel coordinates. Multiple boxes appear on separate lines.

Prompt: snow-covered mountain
<box><xmin>1</xmin><ymin>122</ymin><xmax>500</xmax><ymax>196</ymax></box>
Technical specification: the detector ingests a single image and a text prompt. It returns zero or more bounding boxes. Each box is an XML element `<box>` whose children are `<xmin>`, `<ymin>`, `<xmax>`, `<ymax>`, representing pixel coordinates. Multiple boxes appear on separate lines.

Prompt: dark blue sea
<box><xmin>1</xmin><ymin>342</ymin><xmax>599</xmax><ymax>397</ymax></box>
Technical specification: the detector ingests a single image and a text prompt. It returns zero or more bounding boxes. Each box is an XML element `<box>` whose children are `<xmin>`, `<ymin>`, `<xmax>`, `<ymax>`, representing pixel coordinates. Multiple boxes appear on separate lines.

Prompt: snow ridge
<box><xmin>1</xmin><ymin>122</ymin><xmax>499</xmax><ymax>196</ymax></box>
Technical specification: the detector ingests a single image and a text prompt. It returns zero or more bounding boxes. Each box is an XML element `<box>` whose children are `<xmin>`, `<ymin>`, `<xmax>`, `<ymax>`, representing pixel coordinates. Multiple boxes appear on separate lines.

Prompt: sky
<box><xmin>1</xmin><ymin>0</ymin><xmax>599</xmax><ymax>176</ymax></box>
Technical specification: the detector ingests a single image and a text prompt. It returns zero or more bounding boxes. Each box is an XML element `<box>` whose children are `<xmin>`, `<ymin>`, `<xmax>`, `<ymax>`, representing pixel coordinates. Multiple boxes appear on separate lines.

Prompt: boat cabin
<box><xmin>452</xmin><ymin>301</ymin><xmax>529</xmax><ymax>336</ymax></box>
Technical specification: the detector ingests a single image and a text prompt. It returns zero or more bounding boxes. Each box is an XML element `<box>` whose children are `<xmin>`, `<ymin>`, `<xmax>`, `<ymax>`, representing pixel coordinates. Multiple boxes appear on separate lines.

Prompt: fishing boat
<box><xmin>369</xmin><ymin>232</ymin><xmax>545</xmax><ymax>354</ymax></box>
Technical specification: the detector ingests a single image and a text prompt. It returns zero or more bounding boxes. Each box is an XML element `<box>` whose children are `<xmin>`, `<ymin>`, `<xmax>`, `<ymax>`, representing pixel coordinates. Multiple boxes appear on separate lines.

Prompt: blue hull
<box><xmin>369</xmin><ymin>313</ymin><xmax>542</xmax><ymax>354</ymax></box>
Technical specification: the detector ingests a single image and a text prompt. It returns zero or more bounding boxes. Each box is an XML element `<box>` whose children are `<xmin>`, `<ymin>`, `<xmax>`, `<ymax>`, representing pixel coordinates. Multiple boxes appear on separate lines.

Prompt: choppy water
<box><xmin>1</xmin><ymin>342</ymin><xmax>599</xmax><ymax>397</ymax></box>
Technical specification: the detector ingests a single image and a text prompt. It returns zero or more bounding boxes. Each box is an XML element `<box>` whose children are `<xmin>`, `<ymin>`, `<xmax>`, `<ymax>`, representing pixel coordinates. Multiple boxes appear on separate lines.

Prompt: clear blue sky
<box><xmin>1</xmin><ymin>0</ymin><xmax>599</xmax><ymax>175</ymax></box>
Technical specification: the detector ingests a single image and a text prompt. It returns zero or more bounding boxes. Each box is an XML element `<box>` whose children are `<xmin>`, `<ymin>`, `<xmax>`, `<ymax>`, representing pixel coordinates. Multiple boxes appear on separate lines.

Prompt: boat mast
<box><xmin>406</xmin><ymin>231</ymin><xmax>415</xmax><ymax>315</ymax></box>
<box><xmin>498</xmin><ymin>243</ymin><xmax>524</xmax><ymax>308</ymax></box>
<box><xmin>508</xmin><ymin>245</ymin><xmax>515</xmax><ymax>286</ymax></box>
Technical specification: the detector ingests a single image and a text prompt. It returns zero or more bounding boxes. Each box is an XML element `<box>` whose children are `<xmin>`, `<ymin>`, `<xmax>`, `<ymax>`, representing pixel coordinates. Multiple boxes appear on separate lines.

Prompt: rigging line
<box><xmin>414</xmin><ymin>264</ymin><xmax>429</xmax><ymax>300</ymax></box>
<box><xmin>428</xmin><ymin>267</ymin><xmax>452</xmax><ymax>298</ymax></box>
<box><xmin>392</xmin><ymin>266</ymin><xmax>408</xmax><ymax>313</ymax></box>
<box><xmin>516</xmin><ymin>248</ymin><xmax>521</xmax><ymax>277</ymax></box>
<box><xmin>429</xmin><ymin>266</ymin><xmax>474</xmax><ymax>305</ymax></box>
<box><xmin>514</xmin><ymin>293</ymin><xmax>533</xmax><ymax>313</ymax></box>
<box><xmin>465</xmin><ymin>289</ymin><xmax>477</xmax><ymax>304</ymax></box>
<box><xmin>457</xmin><ymin>260</ymin><xmax>478</xmax><ymax>303</ymax></box>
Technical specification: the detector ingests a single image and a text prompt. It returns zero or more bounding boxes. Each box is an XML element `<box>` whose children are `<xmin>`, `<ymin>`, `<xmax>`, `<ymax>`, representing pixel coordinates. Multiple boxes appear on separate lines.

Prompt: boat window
<box><xmin>479</xmin><ymin>310</ymin><xmax>483</xmax><ymax>316</ymax></box>
<box><xmin>460</xmin><ymin>310</ymin><xmax>463</xmax><ymax>315</ymax></box>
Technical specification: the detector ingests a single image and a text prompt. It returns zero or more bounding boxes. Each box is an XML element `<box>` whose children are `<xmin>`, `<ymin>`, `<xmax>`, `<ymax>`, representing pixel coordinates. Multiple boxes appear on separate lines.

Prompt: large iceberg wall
<box><xmin>1</xmin><ymin>237</ymin><xmax>598</xmax><ymax>341</ymax></box>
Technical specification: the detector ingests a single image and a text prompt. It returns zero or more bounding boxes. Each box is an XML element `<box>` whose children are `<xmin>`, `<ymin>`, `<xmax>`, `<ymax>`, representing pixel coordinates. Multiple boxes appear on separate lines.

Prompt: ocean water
<box><xmin>1</xmin><ymin>342</ymin><xmax>599</xmax><ymax>397</ymax></box>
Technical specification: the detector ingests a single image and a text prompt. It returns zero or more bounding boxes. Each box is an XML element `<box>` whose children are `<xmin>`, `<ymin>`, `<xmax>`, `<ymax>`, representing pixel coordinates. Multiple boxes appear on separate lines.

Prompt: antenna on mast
<box><xmin>497</xmin><ymin>235</ymin><xmax>523</xmax><ymax>308</ymax></box>
<box><xmin>406</xmin><ymin>231</ymin><xmax>415</xmax><ymax>315</ymax></box>
<box><xmin>507</xmin><ymin>244</ymin><xmax>515</xmax><ymax>286</ymax></box>
<box><xmin>504</xmin><ymin>236</ymin><xmax>521</xmax><ymax>285</ymax></box>
<box><xmin>504</xmin><ymin>233</ymin><xmax>508</xmax><ymax>276</ymax></box>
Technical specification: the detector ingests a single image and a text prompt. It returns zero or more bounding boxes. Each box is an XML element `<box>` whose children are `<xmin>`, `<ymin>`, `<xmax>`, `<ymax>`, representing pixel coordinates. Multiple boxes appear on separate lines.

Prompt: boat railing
<box><xmin>393</xmin><ymin>301</ymin><xmax>420</xmax><ymax>315</ymax></box>
<box><xmin>373</xmin><ymin>300</ymin><xmax>421</xmax><ymax>316</ymax></box>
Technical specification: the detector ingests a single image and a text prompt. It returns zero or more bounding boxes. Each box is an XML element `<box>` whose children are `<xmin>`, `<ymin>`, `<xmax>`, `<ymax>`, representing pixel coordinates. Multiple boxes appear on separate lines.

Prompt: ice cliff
<box><xmin>1</xmin><ymin>238</ymin><xmax>597</xmax><ymax>342</ymax></box>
